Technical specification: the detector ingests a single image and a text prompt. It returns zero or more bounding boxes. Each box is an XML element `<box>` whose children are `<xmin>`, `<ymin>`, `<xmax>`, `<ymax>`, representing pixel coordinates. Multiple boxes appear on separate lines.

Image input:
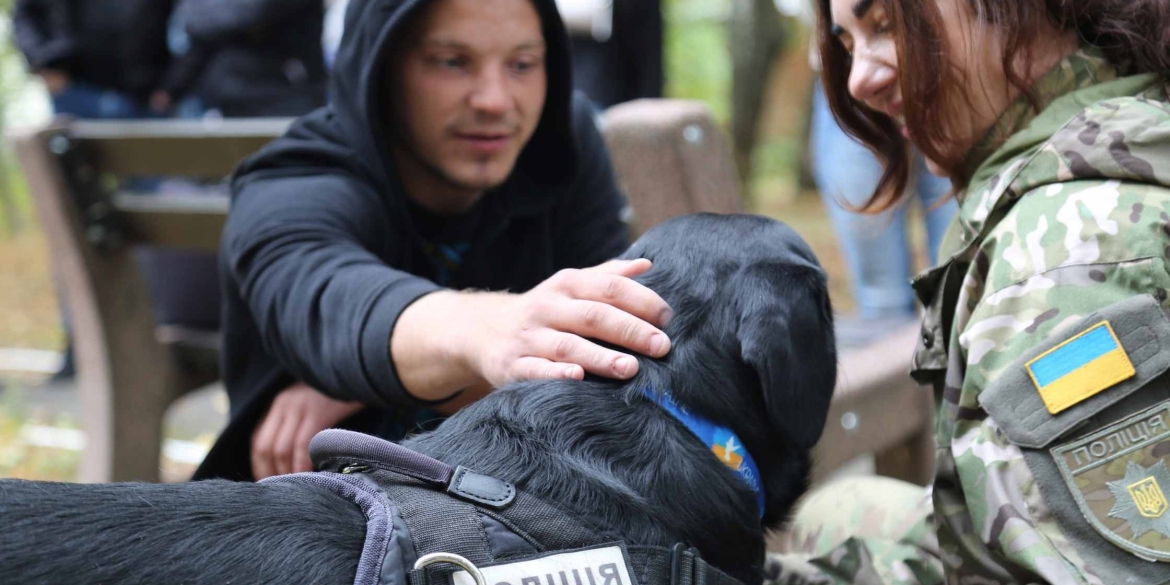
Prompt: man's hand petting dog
<box><xmin>251</xmin><ymin>383</ymin><xmax>364</xmax><ymax>479</ymax></box>
<box><xmin>254</xmin><ymin>260</ymin><xmax>671</xmax><ymax>480</ymax></box>
<box><xmin>393</xmin><ymin>259</ymin><xmax>673</xmax><ymax>402</ymax></box>
<box><xmin>468</xmin><ymin>258</ymin><xmax>674</xmax><ymax>384</ymax></box>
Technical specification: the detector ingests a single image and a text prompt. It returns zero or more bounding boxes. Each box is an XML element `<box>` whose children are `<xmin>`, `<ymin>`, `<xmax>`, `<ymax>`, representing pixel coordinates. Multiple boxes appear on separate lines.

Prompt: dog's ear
<box><xmin>732</xmin><ymin>262</ymin><xmax>836</xmax><ymax>449</ymax></box>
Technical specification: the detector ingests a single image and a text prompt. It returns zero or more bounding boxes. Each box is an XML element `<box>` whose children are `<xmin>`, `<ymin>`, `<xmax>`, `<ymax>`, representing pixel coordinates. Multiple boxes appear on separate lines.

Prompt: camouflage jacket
<box><xmin>911</xmin><ymin>48</ymin><xmax>1170</xmax><ymax>583</ymax></box>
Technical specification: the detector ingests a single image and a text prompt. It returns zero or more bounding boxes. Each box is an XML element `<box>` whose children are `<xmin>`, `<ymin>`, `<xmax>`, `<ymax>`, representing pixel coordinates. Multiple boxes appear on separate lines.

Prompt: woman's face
<box><xmin>827</xmin><ymin>0</ymin><xmax>1015</xmax><ymax>176</ymax></box>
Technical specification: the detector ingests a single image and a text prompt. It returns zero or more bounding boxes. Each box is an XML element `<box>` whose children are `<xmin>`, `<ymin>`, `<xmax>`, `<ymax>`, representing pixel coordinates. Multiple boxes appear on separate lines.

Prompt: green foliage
<box><xmin>664</xmin><ymin>0</ymin><xmax>732</xmax><ymax>123</ymax></box>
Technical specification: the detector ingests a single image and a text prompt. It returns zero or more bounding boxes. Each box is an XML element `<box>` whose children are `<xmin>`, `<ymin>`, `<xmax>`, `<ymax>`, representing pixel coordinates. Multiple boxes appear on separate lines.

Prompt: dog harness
<box><xmin>263</xmin><ymin>430</ymin><xmax>754</xmax><ymax>585</ymax></box>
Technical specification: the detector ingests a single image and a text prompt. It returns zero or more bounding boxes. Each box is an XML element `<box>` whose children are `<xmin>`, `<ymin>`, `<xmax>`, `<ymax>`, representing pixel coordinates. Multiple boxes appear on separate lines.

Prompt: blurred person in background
<box><xmin>556</xmin><ymin>0</ymin><xmax>664</xmax><ymax>109</ymax></box>
<box><xmin>12</xmin><ymin>0</ymin><xmax>177</xmax><ymax>379</ymax></box>
<box><xmin>153</xmin><ymin>0</ymin><xmax>328</xmax><ymax>119</ymax></box>
<box><xmin>811</xmin><ymin>81</ymin><xmax>956</xmax><ymax>347</ymax></box>
<box><xmin>130</xmin><ymin>0</ymin><xmax>332</xmax><ymax>343</ymax></box>
<box><xmin>804</xmin><ymin>3</ymin><xmax>956</xmax><ymax>349</ymax></box>
<box><xmin>12</xmin><ymin>0</ymin><xmax>174</xmax><ymax>120</ymax></box>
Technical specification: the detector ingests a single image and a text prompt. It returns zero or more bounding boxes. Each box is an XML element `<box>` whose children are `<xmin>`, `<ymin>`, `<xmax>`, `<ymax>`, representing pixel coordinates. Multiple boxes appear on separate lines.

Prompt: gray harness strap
<box><xmin>627</xmin><ymin>545</ymin><xmax>744</xmax><ymax>585</ymax></box>
<box><xmin>380</xmin><ymin>474</ymin><xmax>496</xmax><ymax>566</ymax></box>
<box><xmin>480</xmin><ymin>487</ymin><xmax>609</xmax><ymax>552</ymax></box>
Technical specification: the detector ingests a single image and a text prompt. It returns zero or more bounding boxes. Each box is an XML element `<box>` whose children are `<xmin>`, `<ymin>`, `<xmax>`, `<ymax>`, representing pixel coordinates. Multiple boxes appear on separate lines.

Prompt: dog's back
<box><xmin>0</xmin><ymin>479</ymin><xmax>366</xmax><ymax>584</ymax></box>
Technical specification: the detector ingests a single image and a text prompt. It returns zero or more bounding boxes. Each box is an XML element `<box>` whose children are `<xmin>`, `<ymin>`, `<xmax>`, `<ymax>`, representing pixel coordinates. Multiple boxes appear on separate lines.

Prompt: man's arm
<box><xmin>224</xmin><ymin>172</ymin><xmax>442</xmax><ymax>408</ymax></box>
<box><xmin>12</xmin><ymin>0</ymin><xmax>77</xmax><ymax>72</ymax></box>
<box><xmin>178</xmin><ymin>0</ymin><xmax>321</xmax><ymax>45</ymax></box>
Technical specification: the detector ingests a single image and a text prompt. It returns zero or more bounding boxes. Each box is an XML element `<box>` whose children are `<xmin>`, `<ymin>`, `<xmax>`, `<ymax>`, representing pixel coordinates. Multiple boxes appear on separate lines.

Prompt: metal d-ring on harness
<box><xmin>415</xmin><ymin>553</ymin><xmax>486</xmax><ymax>585</ymax></box>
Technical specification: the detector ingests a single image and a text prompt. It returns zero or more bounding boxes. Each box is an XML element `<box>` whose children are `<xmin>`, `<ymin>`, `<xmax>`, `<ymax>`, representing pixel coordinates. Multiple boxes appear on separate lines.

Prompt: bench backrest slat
<box><xmin>112</xmin><ymin>193</ymin><xmax>231</xmax><ymax>252</ymax></box>
<box><xmin>71</xmin><ymin>119</ymin><xmax>292</xmax><ymax>178</ymax></box>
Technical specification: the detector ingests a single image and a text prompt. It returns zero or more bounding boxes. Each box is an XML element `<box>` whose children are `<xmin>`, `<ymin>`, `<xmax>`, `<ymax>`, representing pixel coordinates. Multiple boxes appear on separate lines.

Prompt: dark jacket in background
<box><xmin>194</xmin><ymin>0</ymin><xmax>631</xmax><ymax>481</ymax></box>
<box><xmin>12</xmin><ymin>0</ymin><xmax>175</xmax><ymax>100</ymax></box>
<box><xmin>163</xmin><ymin>0</ymin><xmax>327</xmax><ymax>117</ymax></box>
<box><xmin>570</xmin><ymin>0</ymin><xmax>664</xmax><ymax>109</ymax></box>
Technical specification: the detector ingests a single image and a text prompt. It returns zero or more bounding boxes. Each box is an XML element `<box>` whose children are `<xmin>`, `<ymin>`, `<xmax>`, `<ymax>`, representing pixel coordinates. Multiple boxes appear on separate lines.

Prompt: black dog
<box><xmin>0</xmin><ymin>213</ymin><xmax>836</xmax><ymax>585</ymax></box>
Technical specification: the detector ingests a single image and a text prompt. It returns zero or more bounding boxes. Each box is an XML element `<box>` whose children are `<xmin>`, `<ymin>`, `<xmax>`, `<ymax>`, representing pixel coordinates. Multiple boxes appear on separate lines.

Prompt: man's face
<box><xmin>391</xmin><ymin>0</ymin><xmax>547</xmax><ymax>212</ymax></box>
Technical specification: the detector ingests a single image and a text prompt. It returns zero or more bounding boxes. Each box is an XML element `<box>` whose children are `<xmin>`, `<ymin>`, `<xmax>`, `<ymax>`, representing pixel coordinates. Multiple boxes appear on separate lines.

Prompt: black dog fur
<box><xmin>0</xmin><ymin>213</ymin><xmax>836</xmax><ymax>585</ymax></box>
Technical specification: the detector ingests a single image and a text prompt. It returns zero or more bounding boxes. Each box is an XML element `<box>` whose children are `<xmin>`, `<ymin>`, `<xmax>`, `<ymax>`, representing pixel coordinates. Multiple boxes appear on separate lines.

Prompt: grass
<box><xmin>0</xmin><ymin>383</ymin><xmax>80</xmax><ymax>481</ymax></box>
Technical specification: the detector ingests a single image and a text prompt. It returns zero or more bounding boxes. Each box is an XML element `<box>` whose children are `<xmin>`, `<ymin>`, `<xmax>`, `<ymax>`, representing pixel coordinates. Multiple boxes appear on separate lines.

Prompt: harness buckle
<box><xmin>669</xmin><ymin>543</ymin><xmax>704</xmax><ymax>585</ymax></box>
<box><xmin>414</xmin><ymin>552</ymin><xmax>486</xmax><ymax>585</ymax></box>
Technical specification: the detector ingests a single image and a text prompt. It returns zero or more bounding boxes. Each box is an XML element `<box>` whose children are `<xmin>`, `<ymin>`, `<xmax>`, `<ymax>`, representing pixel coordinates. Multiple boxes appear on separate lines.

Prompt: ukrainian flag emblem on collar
<box><xmin>1026</xmin><ymin>321</ymin><xmax>1135</xmax><ymax>415</ymax></box>
<box><xmin>642</xmin><ymin>388</ymin><xmax>765</xmax><ymax>518</ymax></box>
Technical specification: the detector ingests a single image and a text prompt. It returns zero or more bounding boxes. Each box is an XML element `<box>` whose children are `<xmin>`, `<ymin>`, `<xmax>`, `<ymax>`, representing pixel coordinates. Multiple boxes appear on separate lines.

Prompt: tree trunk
<box><xmin>729</xmin><ymin>0</ymin><xmax>785</xmax><ymax>205</ymax></box>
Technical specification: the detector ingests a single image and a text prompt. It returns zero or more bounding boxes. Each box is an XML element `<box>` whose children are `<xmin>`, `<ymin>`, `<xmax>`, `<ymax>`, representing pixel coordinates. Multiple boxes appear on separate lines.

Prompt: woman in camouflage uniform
<box><xmin>770</xmin><ymin>0</ymin><xmax>1170</xmax><ymax>583</ymax></box>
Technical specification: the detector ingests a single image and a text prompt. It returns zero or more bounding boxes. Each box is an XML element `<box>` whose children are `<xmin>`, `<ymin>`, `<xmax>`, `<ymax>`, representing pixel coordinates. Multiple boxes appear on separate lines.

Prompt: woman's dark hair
<box><xmin>816</xmin><ymin>0</ymin><xmax>1170</xmax><ymax>211</ymax></box>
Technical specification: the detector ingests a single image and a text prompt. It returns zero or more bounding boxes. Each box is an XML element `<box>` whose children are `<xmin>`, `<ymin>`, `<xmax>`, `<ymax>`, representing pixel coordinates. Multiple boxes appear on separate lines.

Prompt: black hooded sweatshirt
<box><xmin>194</xmin><ymin>0</ymin><xmax>630</xmax><ymax>481</ymax></box>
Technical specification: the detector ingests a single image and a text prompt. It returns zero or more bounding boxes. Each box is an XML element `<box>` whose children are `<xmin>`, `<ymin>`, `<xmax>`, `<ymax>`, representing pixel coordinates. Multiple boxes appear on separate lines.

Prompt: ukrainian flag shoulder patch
<box><xmin>1026</xmin><ymin>321</ymin><xmax>1135</xmax><ymax>415</ymax></box>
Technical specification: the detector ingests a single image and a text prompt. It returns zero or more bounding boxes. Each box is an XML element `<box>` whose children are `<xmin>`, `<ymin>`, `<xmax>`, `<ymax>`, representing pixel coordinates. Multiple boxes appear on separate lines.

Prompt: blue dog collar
<box><xmin>642</xmin><ymin>389</ymin><xmax>765</xmax><ymax>518</ymax></box>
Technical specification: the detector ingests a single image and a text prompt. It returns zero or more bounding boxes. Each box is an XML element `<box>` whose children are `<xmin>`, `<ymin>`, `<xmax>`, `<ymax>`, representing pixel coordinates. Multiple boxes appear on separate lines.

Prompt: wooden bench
<box><xmin>12</xmin><ymin>99</ymin><xmax>933</xmax><ymax>486</ymax></box>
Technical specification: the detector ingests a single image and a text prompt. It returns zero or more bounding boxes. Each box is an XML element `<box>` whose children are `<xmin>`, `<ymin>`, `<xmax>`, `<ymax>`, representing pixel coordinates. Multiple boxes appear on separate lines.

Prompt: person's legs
<box><xmin>811</xmin><ymin>84</ymin><xmax>917</xmax><ymax>322</ymax></box>
<box><xmin>50</xmin><ymin>84</ymin><xmax>103</xmax><ymax>119</ymax></box>
<box><xmin>51</xmin><ymin>82</ymin><xmax>155</xmax><ymax>120</ymax></box>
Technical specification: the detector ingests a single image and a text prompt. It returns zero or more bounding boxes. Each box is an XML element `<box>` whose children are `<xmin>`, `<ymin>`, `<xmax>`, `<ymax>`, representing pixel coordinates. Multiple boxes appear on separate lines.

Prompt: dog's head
<box><xmin>619</xmin><ymin>213</ymin><xmax>837</xmax><ymax>528</ymax></box>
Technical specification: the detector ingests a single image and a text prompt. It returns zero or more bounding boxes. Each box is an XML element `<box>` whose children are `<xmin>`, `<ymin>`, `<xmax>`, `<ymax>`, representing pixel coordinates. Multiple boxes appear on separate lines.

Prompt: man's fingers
<box><xmin>511</xmin><ymin>356</ymin><xmax>585</xmax><ymax>382</ymax></box>
<box><xmin>564</xmin><ymin>272</ymin><xmax>672</xmax><ymax>329</ymax></box>
<box><xmin>292</xmin><ymin>421</ymin><xmax>318</xmax><ymax>474</ymax></box>
<box><xmin>271</xmin><ymin>406</ymin><xmax>299</xmax><ymax>477</ymax></box>
<box><xmin>552</xmin><ymin>300</ymin><xmax>670</xmax><ymax>358</ymax></box>
<box><xmin>535</xmin><ymin>331</ymin><xmax>641</xmax><ymax>380</ymax></box>
<box><xmin>588</xmin><ymin>258</ymin><xmax>653</xmax><ymax>278</ymax></box>
<box><xmin>250</xmin><ymin>407</ymin><xmax>280</xmax><ymax>480</ymax></box>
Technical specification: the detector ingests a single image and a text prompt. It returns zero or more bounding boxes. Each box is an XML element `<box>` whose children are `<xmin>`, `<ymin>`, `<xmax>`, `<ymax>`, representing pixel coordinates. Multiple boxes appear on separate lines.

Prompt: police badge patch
<box><xmin>1052</xmin><ymin>400</ymin><xmax>1170</xmax><ymax>562</ymax></box>
<box><xmin>1107</xmin><ymin>461</ymin><xmax>1170</xmax><ymax>536</ymax></box>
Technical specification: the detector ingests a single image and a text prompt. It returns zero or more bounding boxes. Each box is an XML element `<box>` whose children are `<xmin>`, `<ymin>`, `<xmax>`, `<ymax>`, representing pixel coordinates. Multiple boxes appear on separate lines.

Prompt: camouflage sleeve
<box><xmin>945</xmin><ymin>179</ymin><xmax>1170</xmax><ymax>583</ymax></box>
<box><xmin>764</xmin><ymin>477</ymin><xmax>943</xmax><ymax>585</ymax></box>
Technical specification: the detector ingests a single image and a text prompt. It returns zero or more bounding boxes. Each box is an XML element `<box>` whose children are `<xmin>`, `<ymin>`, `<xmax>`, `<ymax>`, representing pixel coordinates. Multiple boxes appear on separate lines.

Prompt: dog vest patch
<box><xmin>1051</xmin><ymin>400</ymin><xmax>1170</xmax><ymax>561</ymax></box>
<box><xmin>452</xmin><ymin>545</ymin><xmax>634</xmax><ymax>585</ymax></box>
<box><xmin>1026</xmin><ymin>321</ymin><xmax>1136</xmax><ymax>414</ymax></box>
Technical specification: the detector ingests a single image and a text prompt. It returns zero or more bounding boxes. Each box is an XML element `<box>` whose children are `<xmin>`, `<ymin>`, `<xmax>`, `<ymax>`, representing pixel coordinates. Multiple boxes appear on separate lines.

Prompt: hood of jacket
<box><xmin>232</xmin><ymin>0</ymin><xmax>576</xmax><ymax>211</ymax></box>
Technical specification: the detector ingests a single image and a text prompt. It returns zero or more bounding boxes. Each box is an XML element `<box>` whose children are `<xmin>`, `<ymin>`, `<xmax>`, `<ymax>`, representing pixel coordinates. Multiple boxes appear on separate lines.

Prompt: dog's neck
<box><xmin>402</xmin><ymin>378</ymin><xmax>768</xmax><ymax>585</ymax></box>
<box><xmin>640</xmin><ymin>387</ymin><xmax>764</xmax><ymax>517</ymax></box>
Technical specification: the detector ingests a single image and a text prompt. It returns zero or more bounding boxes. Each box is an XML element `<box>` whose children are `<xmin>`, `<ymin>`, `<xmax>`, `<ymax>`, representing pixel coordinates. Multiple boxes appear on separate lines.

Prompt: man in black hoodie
<box><xmin>195</xmin><ymin>0</ymin><xmax>672</xmax><ymax>481</ymax></box>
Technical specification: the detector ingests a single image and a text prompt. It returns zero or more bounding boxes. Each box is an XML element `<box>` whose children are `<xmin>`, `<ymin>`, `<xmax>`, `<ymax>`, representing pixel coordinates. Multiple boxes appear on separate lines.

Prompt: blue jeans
<box><xmin>811</xmin><ymin>83</ymin><xmax>957</xmax><ymax>319</ymax></box>
<box><xmin>51</xmin><ymin>82</ymin><xmax>157</xmax><ymax>120</ymax></box>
